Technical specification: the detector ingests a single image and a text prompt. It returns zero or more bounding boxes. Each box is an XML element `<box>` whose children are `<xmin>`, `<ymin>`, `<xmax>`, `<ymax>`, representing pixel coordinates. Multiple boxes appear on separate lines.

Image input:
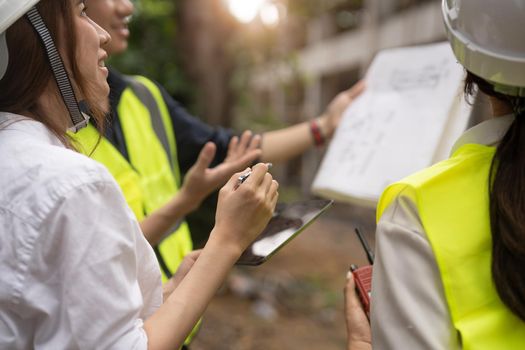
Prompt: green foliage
<box><xmin>109</xmin><ymin>0</ymin><xmax>195</xmax><ymax>104</ymax></box>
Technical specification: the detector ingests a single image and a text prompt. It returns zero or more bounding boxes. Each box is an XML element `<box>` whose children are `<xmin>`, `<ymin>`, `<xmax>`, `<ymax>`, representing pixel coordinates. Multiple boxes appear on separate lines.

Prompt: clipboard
<box><xmin>236</xmin><ymin>199</ymin><xmax>333</xmax><ymax>266</ymax></box>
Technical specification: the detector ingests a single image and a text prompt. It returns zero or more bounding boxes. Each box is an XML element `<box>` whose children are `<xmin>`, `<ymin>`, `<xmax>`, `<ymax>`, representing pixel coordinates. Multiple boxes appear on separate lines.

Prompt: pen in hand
<box><xmin>234</xmin><ymin>163</ymin><xmax>272</xmax><ymax>190</ymax></box>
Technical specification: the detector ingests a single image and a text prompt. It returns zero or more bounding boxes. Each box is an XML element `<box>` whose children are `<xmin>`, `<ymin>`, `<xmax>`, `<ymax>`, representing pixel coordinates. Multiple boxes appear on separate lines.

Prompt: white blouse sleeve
<box><xmin>371</xmin><ymin>188</ymin><xmax>460</xmax><ymax>350</ymax></box>
<box><xmin>21</xmin><ymin>178</ymin><xmax>160</xmax><ymax>349</ymax></box>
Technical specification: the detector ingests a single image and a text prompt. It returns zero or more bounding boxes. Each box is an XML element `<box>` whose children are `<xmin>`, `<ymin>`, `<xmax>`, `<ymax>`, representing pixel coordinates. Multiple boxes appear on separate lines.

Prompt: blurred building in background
<box><xmin>121</xmin><ymin>1</ymin><xmax>445</xmax><ymax>194</ymax></box>
<box><xmin>227</xmin><ymin>0</ymin><xmax>444</xmax><ymax>191</ymax></box>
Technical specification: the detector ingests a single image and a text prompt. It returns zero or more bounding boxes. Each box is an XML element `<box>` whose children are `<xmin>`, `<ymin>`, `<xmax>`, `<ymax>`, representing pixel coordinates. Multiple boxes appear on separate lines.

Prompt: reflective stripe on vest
<box><xmin>377</xmin><ymin>144</ymin><xmax>525</xmax><ymax>349</ymax></box>
<box><xmin>120</xmin><ymin>76</ymin><xmax>192</xmax><ymax>282</ymax></box>
<box><xmin>73</xmin><ymin>76</ymin><xmax>192</xmax><ymax>283</ymax></box>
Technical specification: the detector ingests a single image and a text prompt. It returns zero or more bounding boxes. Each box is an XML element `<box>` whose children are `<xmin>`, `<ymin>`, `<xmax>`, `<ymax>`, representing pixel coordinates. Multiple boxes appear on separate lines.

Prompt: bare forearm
<box><xmin>144</xmin><ymin>229</ymin><xmax>241</xmax><ymax>350</ymax></box>
<box><xmin>260</xmin><ymin>121</ymin><xmax>311</xmax><ymax>163</ymax></box>
<box><xmin>139</xmin><ymin>189</ymin><xmax>199</xmax><ymax>245</ymax></box>
<box><xmin>260</xmin><ymin>117</ymin><xmax>330</xmax><ymax>163</ymax></box>
<box><xmin>144</xmin><ymin>163</ymin><xmax>277</xmax><ymax>349</ymax></box>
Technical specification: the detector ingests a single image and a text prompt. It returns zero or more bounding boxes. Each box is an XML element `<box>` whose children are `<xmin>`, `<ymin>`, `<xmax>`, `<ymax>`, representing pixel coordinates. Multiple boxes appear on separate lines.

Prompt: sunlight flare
<box><xmin>226</xmin><ymin>0</ymin><xmax>266</xmax><ymax>23</ymax></box>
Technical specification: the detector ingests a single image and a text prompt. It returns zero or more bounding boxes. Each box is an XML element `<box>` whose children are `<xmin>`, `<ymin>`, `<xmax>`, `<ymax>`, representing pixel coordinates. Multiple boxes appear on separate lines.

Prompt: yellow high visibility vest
<box><xmin>377</xmin><ymin>143</ymin><xmax>525</xmax><ymax>349</ymax></box>
<box><xmin>73</xmin><ymin>76</ymin><xmax>192</xmax><ymax>283</ymax></box>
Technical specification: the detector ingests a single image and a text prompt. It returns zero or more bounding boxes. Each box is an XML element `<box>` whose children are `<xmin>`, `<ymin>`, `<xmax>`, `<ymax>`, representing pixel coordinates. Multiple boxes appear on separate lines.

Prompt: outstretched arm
<box><xmin>260</xmin><ymin>80</ymin><xmax>365</xmax><ymax>163</ymax></box>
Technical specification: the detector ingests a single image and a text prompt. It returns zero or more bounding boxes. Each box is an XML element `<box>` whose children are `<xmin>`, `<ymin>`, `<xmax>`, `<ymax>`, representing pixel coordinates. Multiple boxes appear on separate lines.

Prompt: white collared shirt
<box><xmin>0</xmin><ymin>113</ymin><xmax>162</xmax><ymax>349</ymax></box>
<box><xmin>371</xmin><ymin>115</ymin><xmax>514</xmax><ymax>350</ymax></box>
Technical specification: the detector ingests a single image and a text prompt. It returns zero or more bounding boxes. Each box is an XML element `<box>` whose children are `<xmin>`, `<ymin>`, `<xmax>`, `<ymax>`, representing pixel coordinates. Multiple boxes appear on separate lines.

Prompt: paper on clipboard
<box><xmin>312</xmin><ymin>42</ymin><xmax>471</xmax><ymax>206</ymax></box>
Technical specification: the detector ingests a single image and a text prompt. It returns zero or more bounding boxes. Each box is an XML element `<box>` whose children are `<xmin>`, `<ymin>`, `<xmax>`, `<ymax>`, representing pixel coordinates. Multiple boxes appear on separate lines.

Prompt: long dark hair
<box><xmin>0</xmin><ymin>0</ymin><xmax>105</xmax><ymax>146</ymax></box>
<box><xmin>465</xmin><ymin>72</ymin><xmax>525</xmax><ymax>321</ymax></box>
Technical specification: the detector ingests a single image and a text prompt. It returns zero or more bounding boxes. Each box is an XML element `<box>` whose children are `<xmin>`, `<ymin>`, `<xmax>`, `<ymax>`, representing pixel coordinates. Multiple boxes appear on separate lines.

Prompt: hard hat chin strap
<box><xmin>0</xmin><ymin>33</ymin><xmax>8</xmax><ymax>79</ymax></box>
<box><xmin>25</xmin><ymin>6</ymin><xmax>89</xmax><ymax>132</ymax></box>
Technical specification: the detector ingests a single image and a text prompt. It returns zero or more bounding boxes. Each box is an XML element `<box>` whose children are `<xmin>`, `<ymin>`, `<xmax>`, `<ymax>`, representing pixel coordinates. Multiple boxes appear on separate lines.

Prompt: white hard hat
<box><xmin>442</xmin><ymin>0</ymin><xmax>525</xmax><ymax>96</ymax></box>
<box><xmin>0</xmin><ymin>0</ymin><xmax>40</xmax><ymax>34</ymax></box>
<box><xmin>0</xmin><ymin>0</ymin><xmax>41</xmax><ymax>79</ymax></box>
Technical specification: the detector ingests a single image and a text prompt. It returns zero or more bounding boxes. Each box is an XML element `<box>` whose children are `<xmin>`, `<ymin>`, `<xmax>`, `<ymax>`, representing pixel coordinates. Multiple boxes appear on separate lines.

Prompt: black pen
<box><xmin>234</xmin><ymin>163</ymin><xmax>272</xmax><ymax>190</ymax></box>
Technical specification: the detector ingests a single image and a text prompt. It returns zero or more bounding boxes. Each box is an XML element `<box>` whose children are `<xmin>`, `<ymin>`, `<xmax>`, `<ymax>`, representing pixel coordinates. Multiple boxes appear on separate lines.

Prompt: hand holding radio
<box><xmin>345</xmin><ymin>271</ymin><xmax>372</xmax><ymax>350</ymax></box>
<box><xmin>345</xmin><ymin>228</ymin><xmax>374</xmax><ymax>350</ymax></box>
<box><xmin>349</xmin><ymin>228</ymin><xmax>374</xmax><ymax>321</ymax></box>
<box><xmin>350</xmin><ymin>264</ymin><xmax>373</xmax><ymax>320</ymax></box>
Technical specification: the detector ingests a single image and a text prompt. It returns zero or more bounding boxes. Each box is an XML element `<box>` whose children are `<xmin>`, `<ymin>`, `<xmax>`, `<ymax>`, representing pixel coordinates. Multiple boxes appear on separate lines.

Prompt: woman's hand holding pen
<box><xmin>146</xmin><ymin>163</ymin><xmax>277</xmax><ymax>348</ymax></box>
<box><xmin>180</xmin><ymin>132</ymin><xmax>262</xmax><ymax>212</ymax></box>
<box><xmin>140</xmin><ymin>133</ymin><xmax>262</xmax><ymax>247</ymax></box>
<box><xmin>213</xmin><ymin>163</ymin><xmax>278</xmax><ymax>253</ymax></box>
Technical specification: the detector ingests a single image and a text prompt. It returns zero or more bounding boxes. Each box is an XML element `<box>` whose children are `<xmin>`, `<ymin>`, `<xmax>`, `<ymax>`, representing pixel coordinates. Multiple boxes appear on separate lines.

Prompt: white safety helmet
<box><xmin>0</xmin><ymin>0</ymin><xmax>89</xmax><ymax>132</ymax></box>
<box><xmin>0</xmin><ymin>0</ymin><xmax>41</xmax><ymax>79</ymax></box>
<box><xmin>442</xmin><ymin>0</ymin><xmax>525</xmax><ymax>97</ymax></box>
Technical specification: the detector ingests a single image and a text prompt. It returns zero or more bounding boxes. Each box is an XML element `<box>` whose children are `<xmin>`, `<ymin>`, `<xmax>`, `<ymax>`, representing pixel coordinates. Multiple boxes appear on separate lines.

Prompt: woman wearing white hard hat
<box><xmin>0</xmin><ymin>0</ymin><xmax>278</xmax><ymax>348</ymax></box>
<box><xmin>344</xmin><ymin>0</ymin><xmax>525</xmax><ymax>349</ymax></box>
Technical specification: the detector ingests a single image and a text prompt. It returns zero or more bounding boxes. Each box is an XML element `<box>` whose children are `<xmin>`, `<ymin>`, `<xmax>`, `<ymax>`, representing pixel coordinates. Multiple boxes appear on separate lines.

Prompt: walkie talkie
<box><xmin>350</xmin><ymin>228</ymin><xmax>374</xmax><ymax>320</ymax></box>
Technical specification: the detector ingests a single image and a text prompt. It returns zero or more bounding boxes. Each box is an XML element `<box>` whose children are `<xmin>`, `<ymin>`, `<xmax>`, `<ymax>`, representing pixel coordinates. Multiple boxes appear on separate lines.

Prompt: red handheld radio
<box><xmin>350</xmin><ymin>228</ymin><xmax>374</xmax><ymax>320</ymax></box>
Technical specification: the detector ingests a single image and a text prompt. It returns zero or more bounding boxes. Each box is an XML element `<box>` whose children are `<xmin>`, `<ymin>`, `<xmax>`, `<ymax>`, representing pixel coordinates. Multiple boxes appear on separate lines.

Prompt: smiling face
<box><xmin>73</xmin><ymin>0</ymin><xmax>111</xmax><ymax>112</ymax></box>
<box><xmin>85</xmin><ymin>0</ymin><xmax>134</xmax><ymax>56</ymax></box>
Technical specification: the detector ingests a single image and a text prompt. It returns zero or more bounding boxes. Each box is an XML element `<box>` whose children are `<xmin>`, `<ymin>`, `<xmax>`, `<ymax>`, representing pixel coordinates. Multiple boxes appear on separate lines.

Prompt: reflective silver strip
<box><xmin>25</xmin><ymin>7</ymin><xmax>88</xmax><ymax>132</ymax></box>
<box><xmin>124</xmin><ymin>76</ymin><xmax>174</xmax><ymax>169</ymax></box>
<box><xmin>0</xmin><ymin>33</ymin><xmax>8</xmax><ymax>79</ymax></box>
<box><xmin>124</xmin><ymin>76</ymin><xmax>183</xmax><ymax>268</ymax></box>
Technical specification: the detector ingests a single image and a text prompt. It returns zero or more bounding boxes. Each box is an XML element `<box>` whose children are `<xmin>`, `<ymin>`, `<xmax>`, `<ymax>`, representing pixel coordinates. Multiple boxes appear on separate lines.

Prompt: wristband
<box><xmin>310</xmin><ymin>119</ymin><xmax>325</xmax><ymax>147</ymax></box>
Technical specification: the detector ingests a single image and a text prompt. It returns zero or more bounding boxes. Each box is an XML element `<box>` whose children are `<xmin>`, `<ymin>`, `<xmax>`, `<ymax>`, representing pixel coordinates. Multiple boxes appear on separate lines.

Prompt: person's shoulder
<box><xmin>1</xmin><ymin>139</ymin><xmax>115</xmax><ymax>220</ymax></box>
<box><xmin>108</xmin><ymin>67</ymin><xmax>131</xmax><ymax>104</ymax></box>
<box><xmin>36</xmin><ymin>143</ymin><xmax>115</xmax><ymax>195</ymax></box>
<box><xmin>109</xmin><ymin>68</ymin><xmax>158</xmax><ymax>93</ymax></box>
<box><xmin>108</xmin><ymin>67</ymin><xmax>127</xmax><ymax>88</ymax></box>
<box><xmin>131</xmin><ymin>75</ymin><xmax>168</xmax><ymax>100</ymax></box>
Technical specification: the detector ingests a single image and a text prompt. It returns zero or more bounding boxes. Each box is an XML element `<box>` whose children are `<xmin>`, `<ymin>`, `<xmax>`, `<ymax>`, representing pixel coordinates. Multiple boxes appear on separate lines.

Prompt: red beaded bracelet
<box><xmin>310</xmin><ymin>119</ymin><xmax>325</xmax><ymax>147</ymax></box>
